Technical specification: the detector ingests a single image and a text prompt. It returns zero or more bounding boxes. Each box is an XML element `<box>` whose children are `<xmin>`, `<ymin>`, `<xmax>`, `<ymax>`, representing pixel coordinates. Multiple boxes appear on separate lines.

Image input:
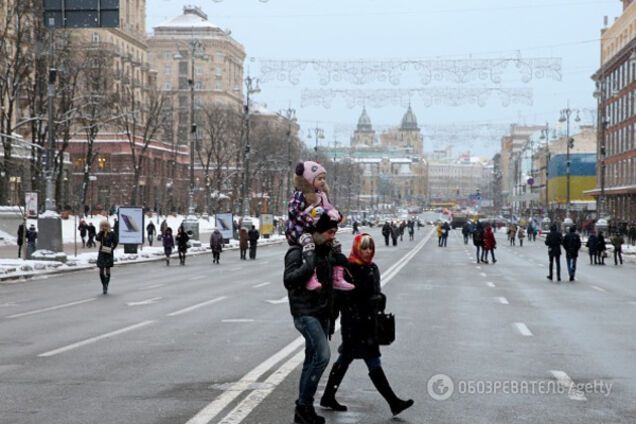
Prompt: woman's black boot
<box><xmin>320</xmin><ymin>362</ymin><xmax>349</xmax><ymax>411</ymax></box>
<box><xmin>294</xmin><ymin>404</ymin><xmax>325</xmax><ymax>424</ymax></box>
<box><xmin>369</xmin><ymin>367</ymin><xmax>414</xmax><ymax>416</ymax></box>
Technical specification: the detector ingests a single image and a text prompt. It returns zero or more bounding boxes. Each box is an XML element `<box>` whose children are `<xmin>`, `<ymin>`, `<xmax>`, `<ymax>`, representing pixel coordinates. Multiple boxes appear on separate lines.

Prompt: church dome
<box><xmin>356</xmin><ymin>107</ymin><xmax>374</xmax><ymax>132</ymax></box>
<box><xmin>400</xmin><ymin>105</ymin><xmax>419</xmax><ymax>131</ymax></box>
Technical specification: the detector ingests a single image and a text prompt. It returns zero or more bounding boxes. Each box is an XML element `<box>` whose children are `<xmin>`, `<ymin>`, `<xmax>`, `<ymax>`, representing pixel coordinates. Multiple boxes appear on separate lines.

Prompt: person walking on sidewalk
<box><xmin>320</xmin><ymin>233</ymin><xmax>414</xmax><ymax>418</ymax></box>
<box><xmin>586</xmin><ymin>231</ymin><xmax>598</xmax><ymax>264</ymax></box>
<box><xmin>17</xmin><ymin>223</ymin><xmax>24</xmax><ymax>258</ymax></box>
<box><xmin>176</xmin><ymin>226</ymin><xmax>190</xmax><ymax>265</ymax></box>
<box><xmin>382</xmin><ymin>222</ymin><xmax>391</xmax><ymax>247</ymax></box>
<box><xmin>283</xmin><ymin>213</ymin><xmax>340</xmax><ymax>424</ymax></box>
<box><xmin>473</xmin><ymin>221</ymin><xmax>484</xmax><ymax>263</ymax></box>
<box><xmin>483</xmin><ymin>224</ymin><xmax>497</xmax><ymax>264</ymax></box>
<box><xmin>87</xmin><ymin>222</ymin><xmax>97</xmax><ymax>248</ymax></box>
<box><xmin>611</xmin><ymin>232</ymin><xmax>624</xmax><ymax>266</ymax></box>
<box><xmin>562</xmin><ymin>226</ymin><xmax>582</xmax><ymax>281</ymax></box>
<box><xmin>96</xmin><ymin>220</ymin><xmax>118</xmax><ymax>295</ymax></box>
<box><xmin>597</xmin><ymin>231</ymin><xmax>607</xmax><ymax>265</ymax></box>
<box><xmin>26</xmin><ymin>224</ymin><xmax>38</xmax><ymax>259</ymax></box>
<box><xmin>248</xmin><ymin>225</ymin><xmax>260</xmax><ymax>259</ymax></box>
<box><xmin>545</xmin><ymin>224</ymin><xmax>563</xmax><ymax>282</ymax></box>
<box><xmin>517</xmin><ymin>226</ymin><xmax>525</xmax><ymax>247</ymax></box>
<box><xmin>78</xmin><ymin>219</ymin><xmax>88</xmax><ymax>247</ymax></box>
<box><xmin>441</xmin><ymin>221</ymin><xmax>450</xmax><ymax>247</ymax></box>
<box><xmin>210</xmin><ymin>228</ymin><xmax>224</xmax><ymax>264</ymax></box>
<box><xmin>162</xmin><ymin>227</ymin><xmax>174</xmax><ymax>266</ymax></box>
<box><xmin>146</xmin><ymin>221</ymin><xmax>156</xmax><ymax>246</ymax></box>
<box><xmin>239</xmin><ymin>227</ymin><xmax>248</xmax><ymax>260</ymax></box>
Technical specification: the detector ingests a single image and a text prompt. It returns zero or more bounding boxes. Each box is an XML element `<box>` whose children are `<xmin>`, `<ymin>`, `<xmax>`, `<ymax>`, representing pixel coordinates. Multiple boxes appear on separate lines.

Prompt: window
<box><xmin>163</xmin><ymin>81</ymin><xmax>172</xmax><ymax>90</ymax></box>
<box><xmin>215</xmin><ymin>79</ymin><xmax>222</xmax><ymax>90</ymax></box>
<box><xmin>164</xmin><ymin>64</ymin><xmax>172</xmax><ymax>75</ymax></box>
<box><xmin>215</xmin><ymin>66</ymin><xmax>223</xmax><ymax>77</ymax></box>
<box><xmin>92</xmin><ymin>32</ymin><xmax>100</xmax><ymax>44</ymax></box>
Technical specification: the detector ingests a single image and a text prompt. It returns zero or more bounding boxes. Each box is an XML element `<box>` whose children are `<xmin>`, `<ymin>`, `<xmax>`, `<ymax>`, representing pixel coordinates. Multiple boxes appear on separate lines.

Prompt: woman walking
<box><xmin>210</xmin><ymin>228</ymin><xmax>224</xmax><ymax>264</ymax></box>
<box><xmin>483</xmin><ymin>224</ymin><xmax>497</xmax><ymax>264</ymax></box>
<box><xmin>162</xmin><ymin>227</ymin><xmax>174</xmax><ymax>266</ymax></box>
<box><xmin>176</xmin><ymin>226</ymin><xmax>190</xmax><ymax>265</ymax></box>
<box><xmin>239</xmin><ymin>227</ymin><xmax>248</xmax><ymax>260</ymax></box>
<box><xmin>96</xmin><ymin>220</ymin><xmax>118</xmax><ymax>295</ymax></box>
<box><xmin>321</xmin><ymin>233</ymin><xmax>414</xmax><ymax>417</ymax></box>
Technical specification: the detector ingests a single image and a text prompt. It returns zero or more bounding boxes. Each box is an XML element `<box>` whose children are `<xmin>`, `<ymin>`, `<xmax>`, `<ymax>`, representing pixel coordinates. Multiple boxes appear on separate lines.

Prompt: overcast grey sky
<box><xmin>147</xmin><ymin>0</ymin><xmax>623</xmax><ymax>157</ymax></box>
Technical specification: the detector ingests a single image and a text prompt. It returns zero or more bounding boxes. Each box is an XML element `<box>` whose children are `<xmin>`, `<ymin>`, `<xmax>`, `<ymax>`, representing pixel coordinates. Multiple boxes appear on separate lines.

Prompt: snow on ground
<box><xmin>0</xmin><ymin>229</ymin><xmax>16</xmax><ymax>246</ymax></box>
<box><xmin>0</xmin><ymin>233</ymin><xmax>286</xmax><ymax>281</ymax></box>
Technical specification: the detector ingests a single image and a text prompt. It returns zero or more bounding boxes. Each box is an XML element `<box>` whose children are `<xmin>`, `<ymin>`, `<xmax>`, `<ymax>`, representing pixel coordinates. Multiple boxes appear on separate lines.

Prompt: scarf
<box><xmin>348</xmin><ymin>233</ymin><xmax>375</xmax><ymax>266</ymax></box>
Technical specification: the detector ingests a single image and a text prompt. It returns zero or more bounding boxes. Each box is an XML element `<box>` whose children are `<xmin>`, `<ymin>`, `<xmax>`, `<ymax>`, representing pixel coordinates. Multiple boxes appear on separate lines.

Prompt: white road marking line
<box><xmin>185</xmin><ymin>228</ymin><xmax>436</xmax><ymax>424</ymax></box>
<box><xmin>480</xmin><ymin>272</ymin><xmax>487</xmax><ymax>277</ymax></box>
<box><xmin>486</xmin><ymin>282</ymin><xmax>496</xmax><ymax>288</ymax></box>
<box><xmin>514</xmin><ymin>322</ymin><xmax>533</xmax><ymax>337</ymax></box>
<box><xmin>38</xmin><ymin>320</ymin><xmax>155</xmax><ymax>357</ymax></box>
<box><xmin>7</xmin><ymin>298</ymin><xmax>97</xmax><ymax>319</ymax></box>
<box><xmin>591</xmin><ymin>285</ymin><xmax>607</xmax><ymax>293</ymax></box>
<box><xmin>139</xmin><ymin>283</ymin><xmax>164</xmax><ymax>290</ymax></box>
<box><xmin>192</xmin><ymin>275</ymin><xmax>206</xmax><ymax>281</ymax></box>
<box><xmin>127</xmin><ymin>297</ymin><xmax>162</xmax><ymax>306</ymax></box>
<box><xmin>476</xmin><ymin>266</ymin><xmax>482</xmax><ymax>270</ymax></box>
<box><xmin>259</xmin><ymin>261</ymin><xmax>270</xmax><ymax>265</ymax></box>
<box><xmin>266</xmin><ymin>296</ymin><xmax>288</xmax><ymax>305</ymax></box>
<box><xmin>230</xmin><ymin>267</ymin><xmax>242</xmax><ymax>271</ymax></box>
<box><xmin>217</xmin><ymin>351</ymin><xmax>305</xmax><ymax>424</ymax></box>
<box><xmin>167</xmin><ymin>296</ymin><xmax>228</xmax><ymax>317</ymax></box>
<box><xmin>253</xmin><ymin>282</ymin><xmax>271</xmax><ymax>288</ymax></box>
<box><xmin>221</xmin><ymin>319</ymin><xmax>255</xmax><ymax>323</ymax></box>
<box><xmin>496</xmin><ymin>297</ymin><xmax>509</xmax><ymax>305</ymax></box>
<box><xmin>550</xmin><ymin>370</ymin><xmax>587</xmax><ymax>401</ymax></box>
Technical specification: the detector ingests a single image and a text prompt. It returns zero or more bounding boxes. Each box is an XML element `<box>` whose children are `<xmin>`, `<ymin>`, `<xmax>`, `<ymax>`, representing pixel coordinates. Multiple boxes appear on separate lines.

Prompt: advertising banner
<box><xmin>25</xmin><ymin>192</ymin><xmax>38</xmax><ymax>218</ymax></box>
<box><xmin>215</xmin><ymin>213</ymin><xmax>234</xmax><ymax>240</ymax></box>
<box><xmin>261</xmin><ymin>214</ymin><xmax>274</xmax><ymax>236</ymax></box>
<box><xmin>118</xmin><ymin>207</ymin><xmax>144</xmax><ymax>245</ymax></box>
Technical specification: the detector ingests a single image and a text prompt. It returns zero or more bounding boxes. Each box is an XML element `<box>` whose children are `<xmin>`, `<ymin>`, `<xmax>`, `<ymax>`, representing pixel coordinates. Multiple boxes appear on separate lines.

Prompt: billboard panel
<box><xmin>118</xmin><ymin>207</ymin><xmax>144</xmax><ymax>245</ymax></box>
<box><xmin>260</xmin><ymin>214</ymin><xmax>274</xmax><ymax>236</ymax></box>
<box><xmin>215</xmin><ymin>213</ymin><xmax>234</xmax><ymax>240</ymax></box>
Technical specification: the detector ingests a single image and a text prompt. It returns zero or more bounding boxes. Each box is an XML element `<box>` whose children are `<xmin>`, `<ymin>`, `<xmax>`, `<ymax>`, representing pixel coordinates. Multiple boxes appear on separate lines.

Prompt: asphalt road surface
<box><xmin>1</xmin><ymin>226</ymin><xmax>634</xmax><ymax>423</ymax></box>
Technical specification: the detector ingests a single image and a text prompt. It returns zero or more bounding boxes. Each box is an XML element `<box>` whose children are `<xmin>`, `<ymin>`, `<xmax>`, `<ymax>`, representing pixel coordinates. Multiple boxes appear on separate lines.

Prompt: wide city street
<box><xmin>1</xmin><ymin>226</ymin><xmax>634</xmax><ymax>423</ymax></box>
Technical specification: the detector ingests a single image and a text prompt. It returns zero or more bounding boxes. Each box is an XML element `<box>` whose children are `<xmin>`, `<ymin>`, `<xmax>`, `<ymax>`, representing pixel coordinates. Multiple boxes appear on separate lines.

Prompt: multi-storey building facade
<box><xmin>589</xmin><ymin>0</ymin><xmax>636</xmax><ymax>225</ymax></box>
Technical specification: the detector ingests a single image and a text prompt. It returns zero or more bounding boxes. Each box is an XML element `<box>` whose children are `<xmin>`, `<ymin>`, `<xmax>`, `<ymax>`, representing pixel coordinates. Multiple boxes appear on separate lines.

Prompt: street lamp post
<box><xmin>539</xmin><ymin>123</ymin><xmax>554</xmax><ymax>216</ymax></box>
<box><xmin>308</xmin><ymin>126</ymin><xmax>324</xmax><ymax>160</ymax></box>
<box><xmin>283</xmin><ymin>107</ymin><xmax>296</xmax><ymax>199</ymax></box>
<box><xmin>240</xmin><ymin>76</ymin><xmax>261</xmax><ymax>218</ymax></box>
<box><xmin>558</xmin><ymin>107</ymin><xmax>580</xmax><ymax>218</ymax></box>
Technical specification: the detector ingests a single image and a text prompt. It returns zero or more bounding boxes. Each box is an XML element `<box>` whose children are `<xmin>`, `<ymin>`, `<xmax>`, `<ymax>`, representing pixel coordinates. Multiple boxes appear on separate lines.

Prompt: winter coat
<box><xmin>162</xmin><ymin>234</ymin><xmax>174</xmax><ymax>249</ymax></box>
<box><xmin>239</xmin><ymin>229</ymin><xmax>248</xmax><ymax>250</ymax></box>
<box><xmin>285</xmin><ymin>174</ymin><xmax>338</xmax><ymax>246</ymax></box>
<box><xmin>96</xmin><ymin>230</ymin><xmax>118</xmax><ymax>268</ymax></box>
<box><xmin>78</xmin><ymin>222</ymin><xmax>88</xmax><ymax>237</ymax></box>
<box><xmin>176</xmin><ymin>232</ymin><xmax>190</xmax><ymax>252</ymax></box>
<box><xmin>336</xmin><ymin>261</ymin><xmax>385</xmax><ymax>359</ymax></box>
<box><xmin>283</xmin><ymin>244</ymin><xmax>335</xmax><ymax>322</ymax></box>
<box><xmin>210</xmin><ymin>230</ymin><xmax>224</xmax><ymax>253</ymax></box>
<box><xmin>146</xmin><ymin>222</ymin><xmax>156</xmax><ymax>236</ymax></box>
<box><xmin>472</xmin><ymin>225</ymin><xmax>484</xmax><ymax>247</ymax></box>
<box><xmin>483</xmin><ymin>228</ymin><xmax>496</xmax><ymax>250</ymax></box>
<box><xmin>248</xmin><ymin>228</ymin><xmax>260</xmax><ymax>246</ymax></box>
<box><xmin>597</xmin><ymin>234</ymin><xmax>607</xmax><ymax>252</ymax></box>
<box><xmin>381</xmin><ymin>223</ymin><xmax>391</xmax><ymax>237</ymax></box>
<box><xmin>17</xmin><ymin>224</ymin><xmax>24</xmax><ymax>245</ymax></box>
<box><xmin>562</xmin><ymin>232</ymin><xmax>582</xmax><ymax>257</ymax></box>
<box><xmin>26</xmin><ymin>228</ymin><xmax>38</xmax><ymax>245</ymax></box>
<box><xmin>88</xmin><ymin>224</ymin><xmax>97</xmax><ymax>238</ymax></box>
<box><xmin>611</xmin><ymin>234</ymin><xmax>623</xmax><ymax>251</ymax></box>
<box><xmin>545</xmin><ymin>230</ymin><xmax>563</xmax><ymax>256</ymax></box>
<box><xmin>586</xmin><ymin>234</ymin><xmax>598</xmax><ymax>254</ymax></box>
<box><xmin>442</xmin><ymin>222</ymin><xmax>450</xmax><ymax>235</ymax></box>
<box><xmin>517</xmin><ymin>228</ymin><xmax>525</xmax><ymax>239</ymax></box>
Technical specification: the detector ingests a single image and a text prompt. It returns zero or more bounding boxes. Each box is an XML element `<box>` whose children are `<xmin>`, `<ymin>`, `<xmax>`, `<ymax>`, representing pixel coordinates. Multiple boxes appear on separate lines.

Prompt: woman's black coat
<box><xmin>336</xmin><ymin>262</ymin><xmax>386</xmax><ymax>359</ymax></box>
<box><xmin>96</xmin><ymin>230</ymin><xmax>118</xmax><ymax>268</ymax></box>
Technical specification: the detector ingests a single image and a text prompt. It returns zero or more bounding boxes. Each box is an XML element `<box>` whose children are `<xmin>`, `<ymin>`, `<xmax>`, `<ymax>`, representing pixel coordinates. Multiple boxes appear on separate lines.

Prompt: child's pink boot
<box><xmin>306</xmin><ymin>271</ymin><xmax>322</xmax><ymax>291</ymax></box>
<box><xmin>332</xmin><ymin>266</ymin><xmax>355</xmax><ymax>291</ymax></box>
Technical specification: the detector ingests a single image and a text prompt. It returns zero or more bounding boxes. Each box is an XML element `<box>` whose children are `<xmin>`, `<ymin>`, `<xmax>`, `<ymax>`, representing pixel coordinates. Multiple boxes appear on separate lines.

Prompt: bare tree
<box><xmin>199</xmin><ymin>104</ymin><xmax>242</xmax><ymax>214</ymax></box>
<box><xmin>0</xmin><ymin>0</ymin><xmax>36</xmax><ymax>204</ymax></box>
<box><xmin>115</xmin><ymin>83</ymin><xmax>168</xmax><ymax>205</ymax></box>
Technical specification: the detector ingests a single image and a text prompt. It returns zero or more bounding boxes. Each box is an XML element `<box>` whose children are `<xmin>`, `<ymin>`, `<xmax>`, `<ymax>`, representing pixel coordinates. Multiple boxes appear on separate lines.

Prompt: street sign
<box><xmin>25</xmin><ymin>192</ymin><xmax>38</xmax><ymax>218</ymax></box>
<box><xmin>43</xmin><ymin>0</ymin><xmax>120</xmax><ymax>29</ymax></box>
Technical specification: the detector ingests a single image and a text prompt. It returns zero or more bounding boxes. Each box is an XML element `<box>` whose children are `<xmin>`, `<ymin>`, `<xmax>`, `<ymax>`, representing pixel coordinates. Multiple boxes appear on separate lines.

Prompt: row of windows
<box><xmin>605</xmin><ymin>157</ymin><xmax>636</xmax><ymax>188</ymax></box>
<box><xmin>606</xmin><ymin>123</ymin><xmax>636</xmax><ymax>156</ymax></box>
<box><xmin>163</xmin><ymin>80</ymin><xmax>225</xmax><ymax>90</ymax></box>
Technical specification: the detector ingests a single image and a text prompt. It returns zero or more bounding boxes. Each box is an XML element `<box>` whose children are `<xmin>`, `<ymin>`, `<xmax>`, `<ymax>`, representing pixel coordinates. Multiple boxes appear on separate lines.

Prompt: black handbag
<box><xmin>375</xmin><ymin>312</ymin><xmax>395</xmax><ymax>346</ymax></box>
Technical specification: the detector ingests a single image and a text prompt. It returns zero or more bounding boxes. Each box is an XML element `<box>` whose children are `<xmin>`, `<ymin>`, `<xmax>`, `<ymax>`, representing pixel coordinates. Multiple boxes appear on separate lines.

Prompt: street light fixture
<box><xmin>558</xmin><ymin>107</ymin><xmax>580</xmax><ymax>218</ymax></box>
<box><xmin>240</xmin><ymin>75</ymin><xmax>261</xmax><ymax>218</ymax></box>
<box><xmin>308</xmin><ymin>126</ymin><xmax>325</xmax><ymax>159</ymax></box>
<box><xmin>282</xmin><ymin>107</ymin><xmax>297</xmax><ymax>199</ymax></box>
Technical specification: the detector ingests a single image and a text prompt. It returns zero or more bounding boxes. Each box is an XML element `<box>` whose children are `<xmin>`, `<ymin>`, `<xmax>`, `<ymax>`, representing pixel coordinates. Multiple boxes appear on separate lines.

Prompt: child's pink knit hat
<box><xmin>295</xmin><ymin>161</ymin><xmax>326</xmax><ymax>185</ymax></box>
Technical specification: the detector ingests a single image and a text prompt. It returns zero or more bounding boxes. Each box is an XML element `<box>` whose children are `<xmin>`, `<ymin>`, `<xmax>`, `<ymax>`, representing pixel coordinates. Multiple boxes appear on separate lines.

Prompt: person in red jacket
<box><xmin>483</xmin><ymin>224</ymin><xmax>497</xmax><ymax>264</ymax></box>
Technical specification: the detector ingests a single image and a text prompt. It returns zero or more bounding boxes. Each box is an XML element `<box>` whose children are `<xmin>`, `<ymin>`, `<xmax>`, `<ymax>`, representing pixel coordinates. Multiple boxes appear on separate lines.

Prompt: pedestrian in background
<box><xmin>545</xmin><ymin>224</ymin><xmax>563</xmax><ymax>282</ymax></box>
<box><xmin>146</xmin><ymin>221</ymin><xmax>156</xmax><ymax>246</ymax></box>
<box><xmin>321</xmin><ymin>233</ymin><xmax>414</xmax><ymax>417</ymax></box>
<box><xmin>96</xmin><ymin>220</ymin><xmax>118</xmax><ymax>295</ymax></box>
<box><xmin>248</xmin><ymin>225</ymin><xmax>260</xmax><ymax>259</ymax></box>
<box><xmin>517</xmin><ymin>226</ymin><xmax>525</xmax><ymax>247</ymax></box>
<box><xmin>437</xmin><ymin>223</ymin><xmax>443</xmax><ymax>247</ymax></box>
<box><xmin>509</xmin><ymin>224</ymin><xmax>517</xmax><ymax>246</ymax></box>
<box><xmin>441</xmin><ymin>221</ymin><xmax>450</xmax><ymax>247</ymax></box>
<box><xmin>162</xmin><ymin>227</ymin><xmax>174</xmax><ymax>266</ymax></box>
<box><xmin>483</xmin><ymin>224</ymin><xmax>497</xmax><ymax>264</ymax></box>
<box><xmin>586</xmin><ymin>231</ymin><xmax>598</xmax><ymax>264</ymax></box>
<box><xmin>390</xmin><ymin>222</ymin><xmax>398</xmax><ymax>247</ymax></box>
<box><xmin>210</xmin><ymin>228</ymin><xmax>224</xmax><ymax>264</ymax></box>
<box><xmin>408</xmin><ymin>220</ymin><xmax>415</xmax><ymax>241</ymax></box>
<box><xmin>597</xmin><ymin>231</ymin><xmax>607</xmax><ymax>265</ymax></box>
<box><xmin>382</xmin><ymin>222</ymin><xmax>391</xmax><ymax>246</ymax></box>
<box><xmin>611</xmin><ymin>233</ymin><xmax>623</xmax><ymax>266</ymax></box>
<box><xmin>562</xmin><ymin>226</ymin><xmax>582</xmax><ymax>281</ymax></box>
<box><xmin>17</xmin><ymin>223</ymin><xmax>24</xmax><ymax>258</ymax></box>
<box><xmin>176</xmin><ymin>226</ymin><xmax>190</xmax><ymax>265</ymax></box>
<box><xmin>473</xmin><ymin>221</ymin><xmax>484</xmax><ymax>263</ymax></box>
<box><xmin>26</xmin><ymin>224</ymin><xmax>38</xmax><ymax>259</ymax></box>
<box><xmin>462</xmin><ymin>221</ymin><xmax>471</xmax><ymax>245</ymax></box>
<box><xmin>629</xmin><ymin>224</ymin><xmax>636</xmax><ymax>245</ymax></box>
<box><xmin>239</xmin><ymin>227</ymin><xmax>248</xmax><ymax>260</ymax></box>
<box><xmin>87</xmin><ymin>222</ymin><xmax>97</xmax><ymax>248</ymax></box>
<box><xmin>78</xmin><ymin>219</ymin><xmax>88</xmax><ymax>248</ymax></box>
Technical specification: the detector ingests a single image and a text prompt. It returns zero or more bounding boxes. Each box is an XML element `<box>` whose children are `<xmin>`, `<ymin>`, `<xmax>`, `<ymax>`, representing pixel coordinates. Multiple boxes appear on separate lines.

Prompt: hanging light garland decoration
<box><xmin>258</xmin><ymin>56</ymin><xmax>562</xmax><ymax>86</ymax></box>
<box><xmin>300</xmin><ymin>87</ymin><xmax>533</xmax><ymax>109</ymax></box>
